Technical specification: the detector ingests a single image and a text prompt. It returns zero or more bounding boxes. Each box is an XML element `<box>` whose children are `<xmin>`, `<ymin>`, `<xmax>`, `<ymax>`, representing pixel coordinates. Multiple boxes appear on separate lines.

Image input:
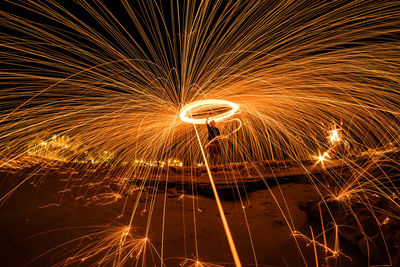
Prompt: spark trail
<box><xmin>184</xmin><ymin>103</ymin><xmax>242</xmax><ymax>266</ymax></box>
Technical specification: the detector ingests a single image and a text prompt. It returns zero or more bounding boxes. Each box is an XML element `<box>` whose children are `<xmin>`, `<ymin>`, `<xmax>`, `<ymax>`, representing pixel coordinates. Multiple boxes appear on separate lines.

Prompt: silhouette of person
<box><xmin>206</xmin><ymin>118</ymin><xmax>221</xmax><ymax>165</ymax></box>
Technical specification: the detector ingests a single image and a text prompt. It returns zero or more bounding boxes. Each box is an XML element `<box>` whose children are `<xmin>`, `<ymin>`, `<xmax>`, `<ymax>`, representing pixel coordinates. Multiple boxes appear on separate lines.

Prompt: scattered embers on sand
<box><xmin>1</xmin><ymin>149</ymin><xmax>399</xmax><ymax>265</ymax></box>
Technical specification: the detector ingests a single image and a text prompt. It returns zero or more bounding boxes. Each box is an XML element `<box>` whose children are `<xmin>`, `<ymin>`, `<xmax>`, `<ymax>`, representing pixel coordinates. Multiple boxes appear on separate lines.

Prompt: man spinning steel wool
<box><xmin>206</xmin><ymin>118</ymin><xmax>221</xmax><ymax>165</ymax></box>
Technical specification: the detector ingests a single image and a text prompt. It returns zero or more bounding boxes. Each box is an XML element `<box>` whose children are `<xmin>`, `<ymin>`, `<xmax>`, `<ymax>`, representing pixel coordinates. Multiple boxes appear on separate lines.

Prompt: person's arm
<box><xmin>206</xmin><ymin>117</ymin><xmax>211</xmax><ymax>131</ymax></box>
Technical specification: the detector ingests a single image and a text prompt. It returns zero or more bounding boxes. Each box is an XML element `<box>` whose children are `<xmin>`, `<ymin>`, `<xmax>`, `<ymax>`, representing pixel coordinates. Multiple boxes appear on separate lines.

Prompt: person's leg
<box><xmin>215</xmin><ymin>141</ymin><xmax>221</xmax><ymax>165</ymax></box>
<box><xmin>208</xmin><ymin>144</ymin><xmax>215</xmax><ymax>165</ymax></box>
<box><xmin>212</xmin><ymin>149</ymin><xmax>217</xmax><ymax>165</ymax></box>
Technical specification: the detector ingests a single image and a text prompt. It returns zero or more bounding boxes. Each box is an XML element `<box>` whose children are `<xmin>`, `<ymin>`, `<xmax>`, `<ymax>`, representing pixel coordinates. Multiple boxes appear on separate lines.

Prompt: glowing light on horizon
<box><xmin>328</xmin><ymin>129</ymin><xmax>341</xmax><ymax>144</ymax></box>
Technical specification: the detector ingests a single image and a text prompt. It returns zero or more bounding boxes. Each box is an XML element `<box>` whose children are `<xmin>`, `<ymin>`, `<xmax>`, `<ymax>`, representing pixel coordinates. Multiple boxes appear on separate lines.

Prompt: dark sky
<box><xmin>2</xmin><ymin>0</ymin><xmax>398</xmax><ymax>59</ymax></box>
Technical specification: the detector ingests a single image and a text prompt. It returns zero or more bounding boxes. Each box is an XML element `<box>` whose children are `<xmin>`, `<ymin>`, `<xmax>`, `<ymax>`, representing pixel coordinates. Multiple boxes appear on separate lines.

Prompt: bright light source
<box><xmin>180</xmin><ymin>99</ymin><xmax>239</xmax><ymax>124</ymax></box>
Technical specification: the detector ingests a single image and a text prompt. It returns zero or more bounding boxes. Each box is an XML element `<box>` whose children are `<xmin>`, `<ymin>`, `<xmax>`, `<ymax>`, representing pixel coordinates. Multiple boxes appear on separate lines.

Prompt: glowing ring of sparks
<box><xmin>180</xmin><ymin>99</ymin><xmax>239</xmax><ymax>124</ymax></box>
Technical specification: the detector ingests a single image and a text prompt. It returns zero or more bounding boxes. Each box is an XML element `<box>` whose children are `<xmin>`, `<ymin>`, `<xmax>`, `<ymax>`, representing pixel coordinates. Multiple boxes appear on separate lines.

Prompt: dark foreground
<box><xmin>1</xmin><ymin>153</ymin><xmax>395</xmax><ymax>266</ymax></box>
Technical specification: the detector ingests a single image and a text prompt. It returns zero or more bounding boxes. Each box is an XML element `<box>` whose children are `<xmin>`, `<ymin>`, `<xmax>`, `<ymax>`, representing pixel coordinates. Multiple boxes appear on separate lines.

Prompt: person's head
<box><xmin>210</xmin><ymin>120</ymin><xmax>216</xmax><ymax>127</ymax></box>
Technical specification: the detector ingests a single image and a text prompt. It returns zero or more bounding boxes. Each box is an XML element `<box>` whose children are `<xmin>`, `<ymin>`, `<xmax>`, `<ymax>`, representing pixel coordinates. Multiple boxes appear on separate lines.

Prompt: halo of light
<box><xmin>180</xmin><ymin>99</ymin><xmax>240</xmax><ymax>124</ymax></box>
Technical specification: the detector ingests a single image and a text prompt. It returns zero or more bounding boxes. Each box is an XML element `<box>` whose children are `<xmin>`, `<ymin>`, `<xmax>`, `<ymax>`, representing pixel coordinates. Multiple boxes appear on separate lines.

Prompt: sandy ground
<box><xmin>0</xmin><ymin>165</ymin><xmax>367</xmax><ymax>267</ymax></box>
